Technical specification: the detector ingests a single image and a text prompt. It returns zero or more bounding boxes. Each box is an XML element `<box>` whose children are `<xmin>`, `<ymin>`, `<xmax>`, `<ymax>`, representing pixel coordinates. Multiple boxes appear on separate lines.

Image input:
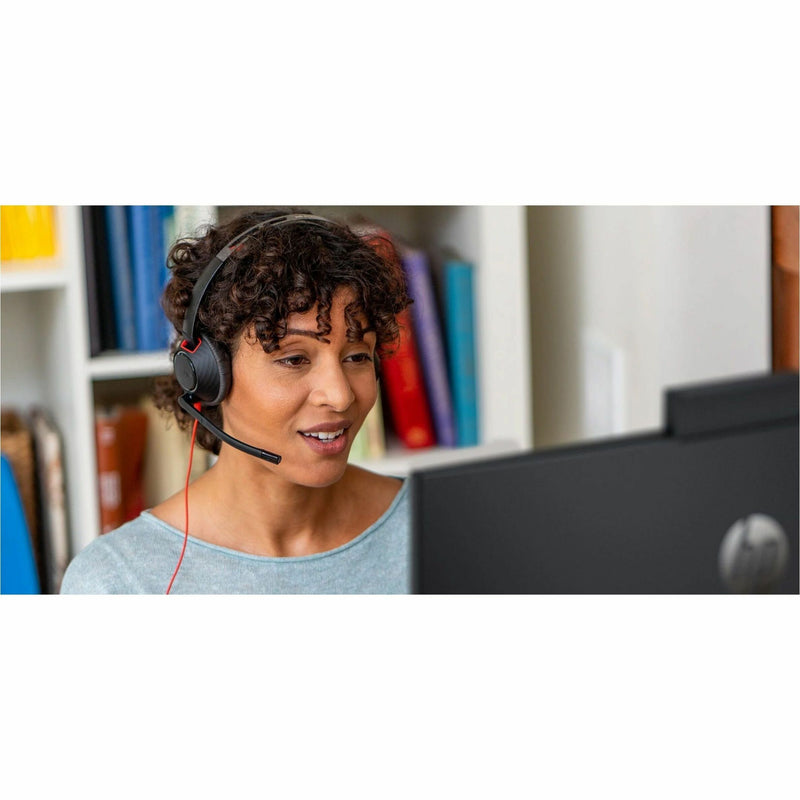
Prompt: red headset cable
<box><xmin>166</xmin><ymin>408</ymin><xmax>201</xmax><ymax>594</ymax></box>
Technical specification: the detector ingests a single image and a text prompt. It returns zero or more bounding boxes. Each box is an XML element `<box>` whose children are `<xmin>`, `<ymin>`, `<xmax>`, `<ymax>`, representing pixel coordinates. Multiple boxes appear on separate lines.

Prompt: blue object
<box><xmin>105</xmin><ymin>205</ymin><xmax>137</xmax><ymax>351</ymax></box>
<box><xmin>444</xmin><ymin>259</ymin><xmax>479</xmax><ymax>446</ymax></box>
<box><xmin>158</xmin><ymin>205</ymin><xmax>175</xmax><ymax>349</ymax></box>
<box><xmin>1</xmin><ymin>454</ymin><xmax>40</xmax><ymax>594</ymax></box>
<box><xmin>129</xmin><ymin>205</ymin><xmax>164</xmax><ymax>352</ymax></box>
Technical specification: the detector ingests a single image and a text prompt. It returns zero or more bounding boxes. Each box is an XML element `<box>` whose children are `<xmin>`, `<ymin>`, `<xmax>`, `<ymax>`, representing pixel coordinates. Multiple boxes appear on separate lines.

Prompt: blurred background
<box><xmin>528</xmin><ymin>205</ymin><xmax>797</xmax><ymax>446</ymax></box>
<box><xmin>1</xmin><ymin>204</ymin><xmax>797</xmax><ymax>592</ymax></box>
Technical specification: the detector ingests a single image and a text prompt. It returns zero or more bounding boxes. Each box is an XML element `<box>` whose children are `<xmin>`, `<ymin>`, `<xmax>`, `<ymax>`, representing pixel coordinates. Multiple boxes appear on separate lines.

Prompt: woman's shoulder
<box><xmin>60</xmin><ymin>514</ymin><xmax>168</xmax><ymax>594</ymax></box>
<box><xmin>344</xmin><ymin>466</ymin><xmax>406</xmax><ymax>521</ymax></box>
<box><xmin>348</xmin><ymin>465</ymin><xmax>404</xmax><ymax>498</ymax></box>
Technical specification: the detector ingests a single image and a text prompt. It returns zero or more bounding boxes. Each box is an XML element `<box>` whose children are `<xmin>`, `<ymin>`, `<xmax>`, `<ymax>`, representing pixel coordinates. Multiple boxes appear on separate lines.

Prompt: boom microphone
<box><xmin>178</xmin><ymin>394</ymin><xmax>282</xmax><ymax>465</ymax></box>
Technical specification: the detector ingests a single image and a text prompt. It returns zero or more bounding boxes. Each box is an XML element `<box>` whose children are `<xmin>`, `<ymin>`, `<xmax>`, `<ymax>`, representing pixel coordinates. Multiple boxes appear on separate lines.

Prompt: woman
<box><xmin>61</xmin><ymin>208</ymin><xmax>413</xmax><ymax>593</ymax></box>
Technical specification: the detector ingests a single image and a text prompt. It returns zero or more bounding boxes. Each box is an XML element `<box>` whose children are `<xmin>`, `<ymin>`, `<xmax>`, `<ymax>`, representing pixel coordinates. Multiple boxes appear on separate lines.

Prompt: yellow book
<box><xmin>0</xmin><ymin>205</ymin><xmax>57</xmax><ymax>261</ymax></box>
<box><xmin>32</xmin><ymin>206</ymin><xmax>57</xmax><ymax>257</ymax></box>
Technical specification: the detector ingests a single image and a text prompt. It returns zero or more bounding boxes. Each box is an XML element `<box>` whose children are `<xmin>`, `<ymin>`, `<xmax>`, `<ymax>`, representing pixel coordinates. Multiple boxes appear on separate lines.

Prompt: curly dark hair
<box><xmin>153</xmin><ymin>207</ymin><xmax>411</xmax><ymax>454</ymax></box>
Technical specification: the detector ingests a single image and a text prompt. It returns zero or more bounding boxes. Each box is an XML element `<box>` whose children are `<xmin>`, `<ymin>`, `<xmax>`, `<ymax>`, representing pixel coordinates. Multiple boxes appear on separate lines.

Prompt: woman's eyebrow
<box><xmin>283</xmin><ymin>327</ymin><xmax>376</xmax><ymax>339</ymax></box>
<box><xmin>284</xmin><ymin>328</ymin><xmax>321</xmax><ymax>338</ymax></box>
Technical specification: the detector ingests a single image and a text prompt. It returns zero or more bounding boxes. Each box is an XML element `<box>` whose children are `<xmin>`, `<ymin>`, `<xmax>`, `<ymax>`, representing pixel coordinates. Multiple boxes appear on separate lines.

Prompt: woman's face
<box><xmin>221</xmin><ymin>287</ymin><xmax>378</xmax><ymax>487</ymax></box>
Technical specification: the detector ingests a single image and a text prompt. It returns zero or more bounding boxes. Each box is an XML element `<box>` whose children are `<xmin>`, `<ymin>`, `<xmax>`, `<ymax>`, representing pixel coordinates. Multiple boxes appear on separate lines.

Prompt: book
<box><xmin>129</xmin><ymin>206</ymin><xmax>165</xmax><ymax>352</ymax></box>
<box><xmin>771</xmin><ymin>206</ymin><xmax>798</xmax><ymax>371</ymax></box>
<box><xmin>348</xmin><ymin>418</ymin><xmax>369</xmax><ymax>462</ymax></box>
<box><xmin>95</xmin><ymin>404</ymin><xmax>150</xmax><ymax>533</ymax></box>
<box><xmin>140</xmin><ymin>396</ymin><xmax>208</xmax><ymax>508</ymax></box>
<box><xmin>348</xmin><ymin>391</ymin><xmax>387</xmax><ymax>463</ymax></box>
<box><xmin>1</xmin><ymin>409</ymin><xmax>44</xmax><ymax>582</ymax></box>
<box><xmin>363</xmin><ymin>390</ymin><xmax>387</xmax><ymax>459</ymax></box>
<box><xmin>82</xmin><ymin>207</ymin><xmax>102</xmax><ymax>357</ymax></box>
<box><xmin>379</xmin><ymin>307</ymin><xmax>437</xmax><ymax>449</ymax></box>
<box><xmin>117</xmin><ymin>406</ymin><xmax>149</xmax><ymax>521</ymax></box>
<box><xmin>95</xmin><ymin>410</ymin><xmax>125</xmax><ymax>533</ymax></box>
<box><xmin>158</xmin><ymin>206</ymin><xmax>176</xmax><ymax>349</ymax></box>
<box><xmin>400</xmin><ymin>246</ymin><xmax>457</xmax><ymax>447</ymax></box>
<box><xmin>82</xmin><ymin>206</ymin><xmax>118</xmax><ymax>356</ymax></box>
<box><xmin>29</xmin><ymin>407</ymin><xmax>71</xmax><ymax>594</ymax></box>
<box><xmin>443</xmin><ymin>259</ymin><xmax>479</xmax><ymax>447</ymax></box>
<box><xmin>355</xmin><ymin>224</ymin><xmax>436</xmax><ymax>450</ymax></box>
<box><xmin>0</xmin><ymin>205</ymin><xmax>57</xmax><ymax>262</ymax></box>
<box><xmin>1</xmin><ymin>454</ymin><xmax>41</xmax><ymax>594</ymax></box>
<box><xmin>104</xmin><ymin>206</ymin><xmax>137</xmax><ymax>351</ymax></box>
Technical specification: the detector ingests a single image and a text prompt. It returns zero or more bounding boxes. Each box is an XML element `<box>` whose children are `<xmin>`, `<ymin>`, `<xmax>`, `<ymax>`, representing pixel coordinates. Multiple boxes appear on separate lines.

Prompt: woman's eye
<box><xmin>346</xmin><ymin>353</ymin><xmax>373</xmax><ymax>364</ymax></box>
<box><xmin>276</xmin><ymin>355</ymin><xmax>308</xmax><ymax>368</ymax></box>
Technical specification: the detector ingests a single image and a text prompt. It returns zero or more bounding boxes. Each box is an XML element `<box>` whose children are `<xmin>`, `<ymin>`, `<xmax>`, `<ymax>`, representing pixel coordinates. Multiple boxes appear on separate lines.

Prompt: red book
<box><xmin>380</xmin><ymin>307</ymin><xmax>437</xmax><ymax>448</ymax></box>
<box><xmin>95</xmin><ymin>405</ymin><xmax>149</xmax><ymax>534</ymax></box>
<box><xmin>354</xmin><ymin>223</ymin><xmax>436</xmax><ymax>450</ymax></box>
<box><xmin>117</xmin><ymin>407</ymin><xmax>148</xmax><ymax>521</ymax></box>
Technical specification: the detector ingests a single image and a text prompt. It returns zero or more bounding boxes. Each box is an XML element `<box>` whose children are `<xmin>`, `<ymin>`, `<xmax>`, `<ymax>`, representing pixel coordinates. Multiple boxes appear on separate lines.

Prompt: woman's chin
<box><xmin>289</xmin><ymin>457</ymin><xmax>351</xmax><ymax>489</ymax></box>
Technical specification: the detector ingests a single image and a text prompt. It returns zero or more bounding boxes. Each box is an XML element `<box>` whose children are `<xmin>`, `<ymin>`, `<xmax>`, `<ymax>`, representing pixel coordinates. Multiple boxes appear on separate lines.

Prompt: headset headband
<box><xmin>181</xmin><ymin>213</ymin><xmax>337</xmax><ymax>343</ymax></box>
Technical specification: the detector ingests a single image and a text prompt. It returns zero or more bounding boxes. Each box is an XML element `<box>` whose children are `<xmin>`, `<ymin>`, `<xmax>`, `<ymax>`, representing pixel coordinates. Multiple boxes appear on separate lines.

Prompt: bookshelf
<box><xmin>1</xmin><ymin>206</ymin><xmax>533</xmax><ymax>557</ymax></box>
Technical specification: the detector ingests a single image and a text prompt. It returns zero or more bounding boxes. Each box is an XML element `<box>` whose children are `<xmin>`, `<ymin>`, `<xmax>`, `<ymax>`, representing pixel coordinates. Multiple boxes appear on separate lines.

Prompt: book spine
<box><xmin>380</xmin><ymin>308</ymin><xmax>437</xmax><ymax>449</ymax></box>
<box><xmin>444</xmin><ymin>260</ymin><xmax>479</xmax><ymax>447</ymax></box>
<box><xmin>89</xmin><ymin>206</ymin><xmax>119</xmax><ymax>353</ymax></box>
<box><xmin>0</xmin><ymin>206</ymin><xmax>56</xmax><ymax>261</ymax></box>
<box><xmin>30</xmin><ymin>408</ymin><xmax>70</xmax><ymax>594</ymax></box>
<box><xmin>117</xmin><ymin>407</ymin><xmax>149</xmax><ymax>522</ymax></box>
<box><xmin>0</xmin><ymin>454</ymin><xmax>41</xmax><ymax>593</ymax></box>
<box><xmin>81</xmin><ymin>207</ymin><xmax>103</xmax><ymax>358</ymax></box>
<box><xmin>354</xmin><ymin>223</ymin><xmax>436</xmax><ymax>450</ymax></box>
<box><xmin>95</xmin><ymin>411</ymin><xmax>124</xmax><ymax>534</ymax></box>
<box><xmin>158</xmin><ymin>206</ymin><xmax>175</xmax><ymax>349</ymax></box>
<box><xmin>401</xmin><ymin>248</ymin><xmax>457</xmax><ymax>447</ymax></box>
<box><xmin>104</xmin><ymin>206</ymin><xmax>137</xmax><ymax>351</ymax></box>
<box><xmin>348</xmin><ymin>420</ymin><xmax>370</xmax><ymax>462</ymax></box>
<box><xmin>140</xmin><ymin>395</ymin><xmax>207</xmax><ymax>507</ymax></box>
<box><xmin>34</xmin><ymin>206</ymin><xmax>57</xmax><ymax>257</ymax></box>
<box><xmin>348</xmin><ymin>393</ymin><xmax>387</xmax><ymax>463</ymax></box>
<box><xmin>129</xmin><ymin>206</ymin><xmax>162</xmax><ymax>352</ymax></box>
<box><xmin>364</xmin><ymin>390</ymin><xmax>387</xmax><ymax>459</ymax></box>
<box><xmin>771</xmin><ymin>206</ymin><xmax>799</xmax><ymax>371</ymax></box>
<box><xmin>1</xmin><ymin>410</ymin><xmax>43</xmax><ymax>582</ymax></box>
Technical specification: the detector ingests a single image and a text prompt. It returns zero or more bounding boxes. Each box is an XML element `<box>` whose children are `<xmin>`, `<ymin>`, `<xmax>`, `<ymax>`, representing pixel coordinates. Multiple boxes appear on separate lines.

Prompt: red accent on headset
<box><xmin>180</xmin><ymin>337</ymin><xmax>203</xmax><ymax>354</ymax></box>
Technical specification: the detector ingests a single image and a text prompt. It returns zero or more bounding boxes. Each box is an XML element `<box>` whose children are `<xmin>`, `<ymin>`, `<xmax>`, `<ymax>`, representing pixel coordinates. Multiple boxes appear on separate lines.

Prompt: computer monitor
<box><xmin>410</xmin><ymin>372</ymin><xmax>799</xmax><ymax>594</ymax></box>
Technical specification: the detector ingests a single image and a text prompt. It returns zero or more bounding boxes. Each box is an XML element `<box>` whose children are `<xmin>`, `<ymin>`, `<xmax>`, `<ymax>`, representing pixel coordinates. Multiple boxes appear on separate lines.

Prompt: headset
<box><xmin>172</xmin><ymin>212</ymin><xmax>379</xmax><ymax>465</ymax></box>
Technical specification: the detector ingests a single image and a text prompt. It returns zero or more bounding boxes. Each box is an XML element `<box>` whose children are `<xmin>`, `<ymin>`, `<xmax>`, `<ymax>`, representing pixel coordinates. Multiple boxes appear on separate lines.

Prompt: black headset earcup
<box><xmin>173</xmin><ymin>337</ymin><xmax>231</xmax><ymax>406</ymax></box>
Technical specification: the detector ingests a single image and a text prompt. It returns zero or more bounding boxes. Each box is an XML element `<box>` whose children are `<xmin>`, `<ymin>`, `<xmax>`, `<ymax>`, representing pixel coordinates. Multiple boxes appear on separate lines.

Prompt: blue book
<box><xmin>128</xmin><ymin>206</ymin><xmax>164</xmax><ymax>352</ymax></box>
<box><xmin>444</xmin><ymin>259</ymin><xmax>479</xmax><ymax>446</ymax></box>
<box><xmin>401</xmin><ymin>247</ymin><xmax>456</xmax><ymax>447</ymax></box>
<box><xmin>104</xmin><ymin>206</ymin><xmax>137</xmax><ymax>351</ymax></box>
<box><xmin>1</xmin><ymin>454</ymin><xmax>40</xmax><ymax>594</ymax></box>
<box><xmin>156</xmin><ymin>205</ymin><xmax>175</xmax><ymax>349</ymax></box>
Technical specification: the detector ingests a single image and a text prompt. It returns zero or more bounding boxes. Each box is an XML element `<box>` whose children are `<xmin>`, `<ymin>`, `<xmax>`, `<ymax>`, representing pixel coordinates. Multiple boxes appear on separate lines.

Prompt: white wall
<box><xmin>528</xmin><ymin>206</ymin><xmax>771</xmax><ymax>447</ymax></box>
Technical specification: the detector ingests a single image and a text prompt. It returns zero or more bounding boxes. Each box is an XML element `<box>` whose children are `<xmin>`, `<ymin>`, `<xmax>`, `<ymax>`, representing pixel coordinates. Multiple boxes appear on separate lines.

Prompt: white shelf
<box><xmin>88</xmin><ymin>350</ymin><xmax>172</xmax><ymax>380</ymax></box>
<box><xmin>351</xmin><ymin>439</ymin><xmax>523</xmax><ymax>477</ymax></box>
<box><xmin>0</xmin><ymin>265</ymin><xmax>68</xmax><ymax>293</ymax></box>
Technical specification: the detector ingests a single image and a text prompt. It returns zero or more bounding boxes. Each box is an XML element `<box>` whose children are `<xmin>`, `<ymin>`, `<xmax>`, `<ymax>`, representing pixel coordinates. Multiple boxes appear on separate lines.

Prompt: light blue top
<box><xmin>61</xmin><ymin>480</ymin><xmax>410</xmax><ymax>594</ymax></box>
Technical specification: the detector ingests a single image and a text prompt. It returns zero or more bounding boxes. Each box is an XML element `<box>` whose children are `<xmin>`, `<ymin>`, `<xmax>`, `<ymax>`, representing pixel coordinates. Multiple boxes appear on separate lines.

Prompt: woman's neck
<box><xmin>183</xmin><ymin>455</ymin><xmax>358</xmax><ymax>557</ymax></box>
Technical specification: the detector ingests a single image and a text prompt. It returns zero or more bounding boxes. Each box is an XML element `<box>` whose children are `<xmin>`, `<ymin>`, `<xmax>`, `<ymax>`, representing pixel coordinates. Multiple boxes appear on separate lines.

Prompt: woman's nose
<box><xmin>309</xmin><ymin>360</ymin><xmax>355</xmax><ymax>411</ymax></box>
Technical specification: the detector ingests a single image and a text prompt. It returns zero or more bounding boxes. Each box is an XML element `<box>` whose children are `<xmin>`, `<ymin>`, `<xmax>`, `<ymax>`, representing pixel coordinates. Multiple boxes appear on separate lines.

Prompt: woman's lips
<box><xmin>300</xmin><ymin>420</ymin><xmax>352</xmax><ymax>434</ymax></box>
<box><xmin>298</xmin><ymin>427</ymin><xmax>349</xmax><ymax>455</ymax></box>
